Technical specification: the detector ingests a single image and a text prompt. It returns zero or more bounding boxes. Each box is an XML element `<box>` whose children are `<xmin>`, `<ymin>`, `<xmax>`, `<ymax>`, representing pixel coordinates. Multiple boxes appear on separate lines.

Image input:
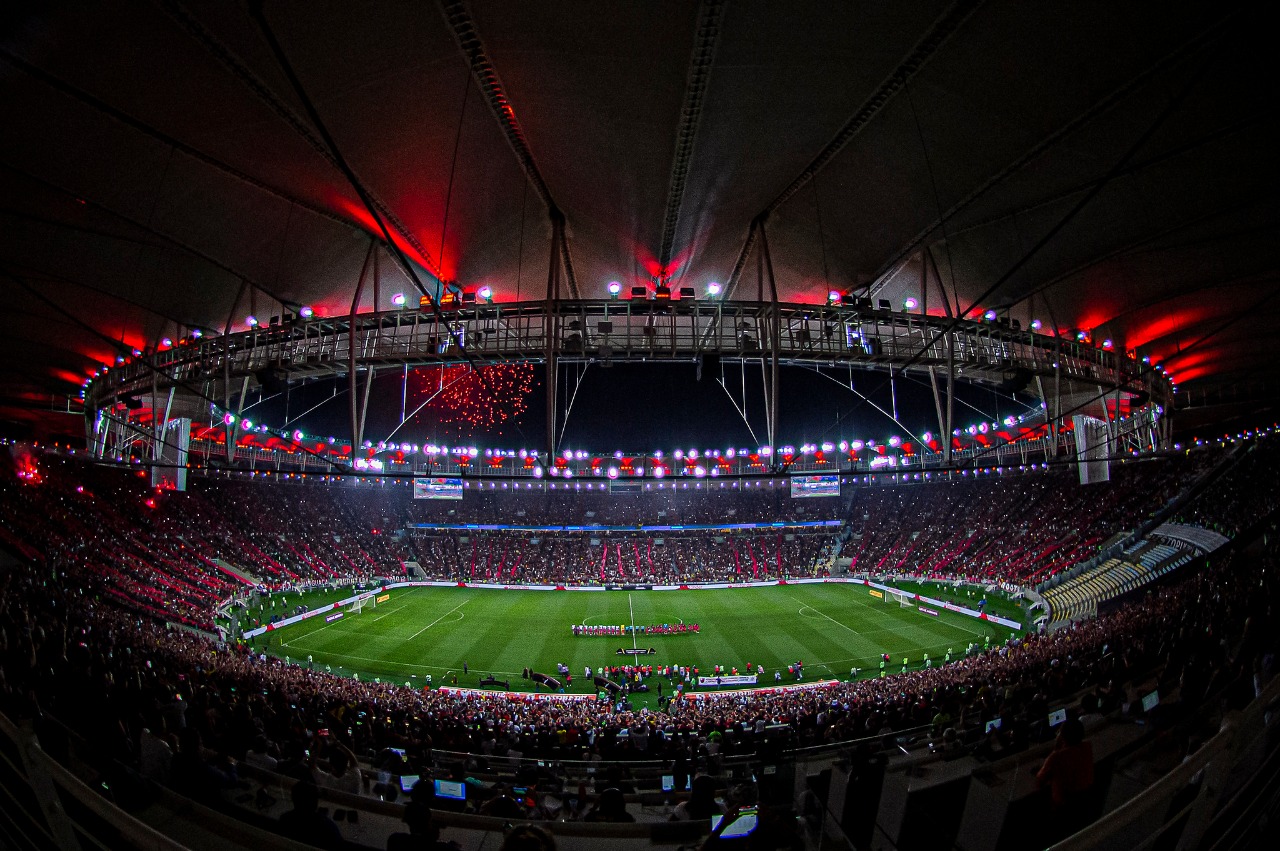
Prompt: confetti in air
<box><xmin>409</xmin><ymin>363</ymin><xmax>534</xmax><ymax>435</ymax></box>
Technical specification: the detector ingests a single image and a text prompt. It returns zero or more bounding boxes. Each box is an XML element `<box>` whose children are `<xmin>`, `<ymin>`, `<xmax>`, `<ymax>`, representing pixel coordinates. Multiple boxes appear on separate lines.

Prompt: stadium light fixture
<box><xmin>983</xmin><ymin>309</ymin><xmax>997</xmax><ymax>321</ymax></box>
<box><xmin>299</xmin><ymin>305</ymin><xmax>314</xmax><ymax>318</ymax></box>
<box><xmin>160</xmin><ymin>338</ymin><xmax>172</xmax><ymax>348</ymax></box>
<box><xmin>707</xmin><ymin>281</ymin><xmax>722</xmax><ymax>296</ymax></box>
<box><xmin>608</xmin><ymin>281</ymin><xmax>622</xmax><ymax>297</ymax></box>
<box><xmin>903</xmin><ymin>297</ymin><xmax>918</xmax><ymax>310</ymax></box>
<box><xmin>828</xmin><ymin>290</ymin><xmax>842</xmax><ymax>303</ymax></box>
<box><xmin>391</xmin><ymin>293</ymin><xmax>406</xmax><ymax>307</ymax></box>
<box><xmin>1030</xmin><ymin>319</ymin><xmax>1042</xmax><ymax>330</ymax></box>
<box><xmin>245</xmin><ymin>315</ymin><xmax>258</xmax><ymax>327</ymax></box>
<box><xmin>477</xmin><ymin>285</ymin><xmax>493</xmax><ymax>302</ymax></box>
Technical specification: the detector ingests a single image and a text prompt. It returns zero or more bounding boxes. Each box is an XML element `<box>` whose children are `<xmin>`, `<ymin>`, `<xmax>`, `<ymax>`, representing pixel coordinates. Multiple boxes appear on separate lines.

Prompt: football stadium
<box><xmin>2</xmin><ymin>4</ymin><xmax>1279</xmax><ymax>851</ymax></box>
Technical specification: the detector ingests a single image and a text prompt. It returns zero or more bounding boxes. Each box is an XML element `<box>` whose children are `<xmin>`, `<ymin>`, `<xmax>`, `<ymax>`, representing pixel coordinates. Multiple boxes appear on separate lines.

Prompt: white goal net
<box><xmin>347</xmin><ymin>595</ymin><xmax>377</xmax><ymax>615</ymax></box>
<box><xmin>889</xmin><ymin>590</ymin><xmax>913</xmax><ymax>609</ymax></box>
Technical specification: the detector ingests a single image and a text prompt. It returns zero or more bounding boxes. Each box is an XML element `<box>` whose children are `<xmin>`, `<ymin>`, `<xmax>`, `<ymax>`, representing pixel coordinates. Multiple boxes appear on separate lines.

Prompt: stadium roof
<box><xmin>1</xmin><ymin>1</ymin><xmax>1276</xmax><ymax>438</ymax></box>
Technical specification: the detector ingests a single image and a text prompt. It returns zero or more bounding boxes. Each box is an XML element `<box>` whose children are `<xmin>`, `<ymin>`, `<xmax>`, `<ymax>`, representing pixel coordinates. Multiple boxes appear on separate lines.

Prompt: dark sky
<box><xmin>246</xmin><ymin>363</ymin><xmax>1038</xmax><ymax>452</ymax></box>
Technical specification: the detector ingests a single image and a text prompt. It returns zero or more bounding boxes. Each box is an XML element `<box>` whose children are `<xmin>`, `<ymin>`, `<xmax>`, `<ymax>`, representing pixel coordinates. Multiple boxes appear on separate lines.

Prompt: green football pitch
<box><xmin>252</xmin><ymin>584</ymin><xmax>1022</xmax><ymax>697</ymax></box>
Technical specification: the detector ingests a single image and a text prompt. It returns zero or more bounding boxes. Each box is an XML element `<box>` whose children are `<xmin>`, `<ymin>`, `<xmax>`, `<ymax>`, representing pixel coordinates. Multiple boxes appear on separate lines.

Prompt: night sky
<box><xmin>246</xmin><ymin>363</ymin><xmax>1039</xmax><ymax>452</ymax></box>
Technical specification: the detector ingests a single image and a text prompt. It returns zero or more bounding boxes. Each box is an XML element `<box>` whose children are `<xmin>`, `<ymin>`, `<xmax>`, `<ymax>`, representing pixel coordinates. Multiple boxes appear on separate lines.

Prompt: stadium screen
<box><xmin>413</xmin><ymin>476</ymin><xmax>464</xmax><ymax>500</ymax></box>
<box><xmin>790</xmin><ymin>474</ymin><xmax>841</xmax><ymax>498</ymax></box>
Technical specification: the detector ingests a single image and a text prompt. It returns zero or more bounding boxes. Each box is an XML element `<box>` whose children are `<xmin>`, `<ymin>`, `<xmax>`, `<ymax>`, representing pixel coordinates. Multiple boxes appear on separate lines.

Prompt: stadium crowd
<box><xmin>0</xmin><ymin>475</ymin><xmax>1276</xmax><ymax>775</ymax></box>
<box><xmin>0</xmin><ymin>441</ymin><xmax>1228</xmax><ymax>635</ymax></box>
<box><xmin>0</xmin><ymin>437</ymin><xmax>1276</xmax><ymax>771</ymax></box>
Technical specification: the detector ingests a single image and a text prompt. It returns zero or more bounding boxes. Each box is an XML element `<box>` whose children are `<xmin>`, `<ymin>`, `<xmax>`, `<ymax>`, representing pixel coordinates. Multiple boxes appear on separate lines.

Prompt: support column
<box><xmin>353</xmin><ymin>368</ymin><xmax>375</xmax><ymax>452</ymax></box>
<box><xmin>760</xmin><ymin>222</ymin><xmax>782</xmax><ymax>461</ymax></box>
<box><xmin>154</xmin><ymin>385</ymin><xmax>175</xmax><ymax>464</ymax></box>
<box><xmin>227</xmin><ymin>375</ymin><xmax>249</xmax><ymax>465</ymax></box>
<box><xmin>928</xmin><ymin>366</ymin><xmax>946</xmax><ymax>453</ymax></box>
<box><xmin>944</xmin><ymin>333</ymin><xmax>954</xmax><ymax>465</ymax></box>
<box><xmin>544</xmin><ymin>213</ymin><xmax>564</xmax><ymax>462</ymax></box>
<box><xmin>349</xmin><ymin>241</ymin><xmax>376</xmax><ymax>455</ymax></box>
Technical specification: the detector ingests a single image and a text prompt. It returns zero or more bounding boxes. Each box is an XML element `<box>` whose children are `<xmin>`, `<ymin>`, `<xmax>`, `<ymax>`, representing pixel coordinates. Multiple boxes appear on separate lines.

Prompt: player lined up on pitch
<box><xmin>572</xmin><ymin>623</ymin><xmax>700</xmax><ymax>636</ymax></box>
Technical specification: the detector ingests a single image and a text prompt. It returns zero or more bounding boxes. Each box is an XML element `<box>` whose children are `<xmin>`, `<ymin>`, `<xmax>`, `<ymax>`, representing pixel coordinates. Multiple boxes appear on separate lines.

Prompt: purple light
<box><xmin>391</xmin><ymin>293</ymin><xmax>406</xmax><ymax>306</ymax></box>
<box><xmin>828</xmin><ymin>290</ymin><xmax>842</xmax><ymax>303</ymax></box>
<box><xmin>608</xmin><ymin>281</ymin><xmax>622</xmax><ymax>295</ymax></box>
<box><xmin>1030</xmin><ymin>319</ymin><xmax>1042</xmax><ymax>330</ymax></box>
<box><xmin>245</xmin><ymin>315</ymin><xmax>258</xmax><ymax>327</ymax></box>
<box><xmin>299</xmin><ymin>306</ymin><xmax>314</xmax><ymax>318</ymax></box>
<box><xmin>983</xmin><ymin>309</ymin><xmax>997</xmax><ymax>321</ymax></box>
<box><xmin>707</xmin><ymin>281</ymin><xmax>722</xmax><ymax>296</ymax></box>
<box><xmin>477</xmin><ymin>285</ymin><xmax>493</xmax><ymax>301</ymax></box>
<box><xmin>903</xmin><ymin>297</ymin><xmax>918</xmax><ymax>310</ymax></box>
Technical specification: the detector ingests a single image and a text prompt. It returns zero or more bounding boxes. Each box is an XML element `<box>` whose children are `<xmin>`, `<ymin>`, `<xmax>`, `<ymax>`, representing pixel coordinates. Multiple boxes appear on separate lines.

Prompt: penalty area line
<box><xmin>369</xmin><ymin>603</ymin><xmax>410</xmax><ymax>622</ymax></box>
<box><xmin>407</xmin><ymin>598</ymin><xmax>471</xmax><ymax>641</ymax></box>
<box><xmin>788</xmin><ymin>597</ymin><xmax>861</xmax><ymax>637</ymax></box>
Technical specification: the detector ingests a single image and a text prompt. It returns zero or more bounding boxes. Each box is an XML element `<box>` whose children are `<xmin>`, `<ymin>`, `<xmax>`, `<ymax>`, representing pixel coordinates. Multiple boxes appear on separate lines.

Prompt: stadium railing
<box><xmin>1049</xmin><ymin>671</ymin><xmax>1280</xmax><ymax>851</ymax></box>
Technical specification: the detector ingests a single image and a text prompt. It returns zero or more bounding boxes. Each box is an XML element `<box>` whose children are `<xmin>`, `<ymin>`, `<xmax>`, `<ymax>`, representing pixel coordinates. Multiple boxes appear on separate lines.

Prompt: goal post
<box><xmin>890</xmin><ymin>590</ymin><xmax>913</xmax><ymax>609</ymax></box>
<box><xmin>347</xmin><ymin>594</ymin><xmax>377</xmax><ymax>615</ymax></box>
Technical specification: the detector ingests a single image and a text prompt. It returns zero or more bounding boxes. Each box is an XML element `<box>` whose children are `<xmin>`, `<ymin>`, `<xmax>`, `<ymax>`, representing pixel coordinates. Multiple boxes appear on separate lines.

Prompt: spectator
<box><xmin>278</xmin><ymin>780</ymin><xmax>343</xmax><ymax>850</ymax></box>
<box><xmin>584</xmin><ymin>787</ymin><xmax>634</xmax><ymax>823</ymax></box>
<box><xmin>1036</xmin><ymin>718</ymin><xmax>1095</xmax><ymax>839</ymax></box>
<box><xmin>672</xmin><ymin>774</ymin><xmax>725</xmax><ymax>821</ymax></box>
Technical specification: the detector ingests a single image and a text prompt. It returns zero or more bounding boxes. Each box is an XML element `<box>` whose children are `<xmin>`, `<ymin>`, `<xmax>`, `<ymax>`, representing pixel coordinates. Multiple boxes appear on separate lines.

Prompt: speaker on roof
<box><xmin>997</xmin><ymin>367</ymin><xmax>1034</xmax><ymax>394</ymax></box>
<box><xmin>254</xmin><ymin>367</ymin><xmax>289</xmax><ymax>396</ymax></box>
<box><xmin>699</xmin><ymin>354</ymin><xmax>721</xmax><ymax>382</ymax></box>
